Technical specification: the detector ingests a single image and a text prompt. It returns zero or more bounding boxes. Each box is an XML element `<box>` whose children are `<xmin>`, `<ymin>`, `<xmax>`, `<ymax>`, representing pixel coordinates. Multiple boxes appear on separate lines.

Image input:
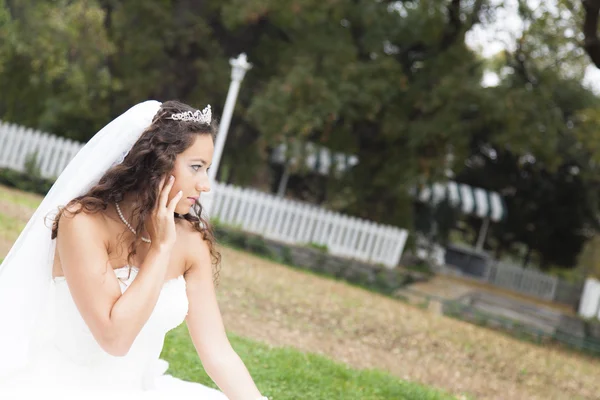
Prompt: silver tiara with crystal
<box><xmin>166</xmin><ymin>105</ymin><xmax>211</xmax><ymax>124</ymax></box>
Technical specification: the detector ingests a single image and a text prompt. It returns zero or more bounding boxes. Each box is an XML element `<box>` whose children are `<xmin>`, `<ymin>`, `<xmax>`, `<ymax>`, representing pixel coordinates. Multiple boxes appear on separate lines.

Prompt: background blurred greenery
<box><xmin>3</xmin><ymin>0</ymin><xmax>600</xmax><ymax>278</ymax></box>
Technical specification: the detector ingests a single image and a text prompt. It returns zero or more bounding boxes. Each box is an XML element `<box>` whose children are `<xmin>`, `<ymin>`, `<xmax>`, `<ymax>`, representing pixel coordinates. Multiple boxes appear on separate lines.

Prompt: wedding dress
<box><xmin>0</xmin><ymin>101</ymin><xmax>244</xmax><ymax>399</ymax></box>
<box><xmin>0</xmin><ymin>265</ymin><xmax>228</xmax><ymax>400</ymax></box>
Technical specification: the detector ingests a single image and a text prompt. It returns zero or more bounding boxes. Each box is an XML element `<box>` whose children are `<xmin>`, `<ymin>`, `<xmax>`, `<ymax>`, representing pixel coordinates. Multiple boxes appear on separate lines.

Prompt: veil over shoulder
<box><xmin>0</xmin><ymin>100</ymin><xmax>232</xmax><ymax>399</ymax></box>
<box><xmin>0</xmin><ymin>100</ymin><xmax>163</xmax><ymax>377</ymax></box>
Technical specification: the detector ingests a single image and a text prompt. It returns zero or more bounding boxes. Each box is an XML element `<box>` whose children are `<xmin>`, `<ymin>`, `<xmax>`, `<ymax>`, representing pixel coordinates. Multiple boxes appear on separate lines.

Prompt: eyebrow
<box><xmin>190</xmin><ymin>158</ymin><xmax>208</xmax><ymax>164</ymax></box>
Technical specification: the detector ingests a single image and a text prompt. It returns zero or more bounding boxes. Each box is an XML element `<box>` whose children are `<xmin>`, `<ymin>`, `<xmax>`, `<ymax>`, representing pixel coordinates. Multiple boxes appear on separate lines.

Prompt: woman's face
<box><xmin>168</xmin><ymin>134</ymin><xmax>214</xmax><ymax>214</ymax></box>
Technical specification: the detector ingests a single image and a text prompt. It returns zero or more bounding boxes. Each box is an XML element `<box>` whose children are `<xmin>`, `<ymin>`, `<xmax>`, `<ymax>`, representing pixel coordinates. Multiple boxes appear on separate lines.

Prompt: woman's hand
<box><xmin>146</xmin><ymin>175</ymin><xmax>183</xmax><ymax>248</ymax></box>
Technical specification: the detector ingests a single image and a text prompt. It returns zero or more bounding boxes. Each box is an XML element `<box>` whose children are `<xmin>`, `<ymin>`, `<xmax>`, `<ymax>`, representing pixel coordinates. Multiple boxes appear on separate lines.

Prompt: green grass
<box><xmin>161</xmin><ymin>323</ymin><xmax>457</xmax><ymax>400</ymax></box>
<box><xmin>0</xmin><ymin>212</ymin><xmax>25</xmax><ymax>241</ymax></box>
<box><xmin>0</xmin><ymin>187</ymin><xmax>41</xmax><ymax>209</ymax></box>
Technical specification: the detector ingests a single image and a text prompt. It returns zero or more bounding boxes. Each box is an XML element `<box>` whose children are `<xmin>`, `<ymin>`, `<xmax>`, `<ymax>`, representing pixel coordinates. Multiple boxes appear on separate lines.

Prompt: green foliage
<box><xmin>458</xmin><ymin>146</ymin><xmax>598</xmax><ymax>269</ymax></box>
<box><xmin>0</xmin><ymin>0</ymin><xmax>114</xmax><ymax>140</ymax></box>
<box><xmin>214</xmin><ymin>224</ymin><xmax>414</xmax><ymax>297</ymax></box>
<box><xmin>23</xmin><ymin>150</ymin><xmax>41</xmax><ymax>178</ymax></box>
<box><xmin>373</xmin><ymin>268</ymin><xmax>411</xmax><ymax>295</ymax></box>
<box><xmin>576</xmin><ymin>236</ymin><xmax>600</xmax><ymax>280</ymax></box>
<box><xmin>456</xmin><ymin>70</ymin><xmax>600</xmax><ymax>269</ymax></box>
<box><xmin>306</xmin><ymin>242</ymin><xmax>328</xmax><ymax>253</ymax></box>
<box><xmin>402</xmin><ymin>261</ymin><xmax>435</xmax><ymax>277</ymax></box>
<box><xmin>0</xmin><ymin>168</ymin><xmax>54</xmax><ymax>195</ymax></box>
<box><xmin>3</xmin><ymin>0</ymin><xmax>600</xmax><ymax>271</ymax></box>
<box><xmin>235</xmin><ymin>0</ymin><xmax>490</xmax><ymax>227</ymax></box>
<box><xmin>444</xmin><ymin>0</ymin><xmax>600</xmax><ymax>270</ymax></box>
<box><xmin>280</xmin><ymin>246</ymin><xmax>294</xmax><ymax>265</ymax></box>
<box><xmin>214</xmin><ymin>225</ymin><xmax>247</xmax><ymax>249</ymax></box>
<box><xmin>245</xmin><ymin>235</ymin><xmax>273</xmax><ymax>257</ymax></box>
<box><xmin>0</xmin><ymin>0</ymin><xmax>491</xmax><ymax>229</ymax></box>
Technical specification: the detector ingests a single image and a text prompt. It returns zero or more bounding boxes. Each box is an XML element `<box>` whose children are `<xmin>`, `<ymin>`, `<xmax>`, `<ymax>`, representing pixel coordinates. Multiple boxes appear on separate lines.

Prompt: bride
<box><xmin>0</xmin><ymin>100</ymin><xmax>268</xmax><ymax>400</ymax></box>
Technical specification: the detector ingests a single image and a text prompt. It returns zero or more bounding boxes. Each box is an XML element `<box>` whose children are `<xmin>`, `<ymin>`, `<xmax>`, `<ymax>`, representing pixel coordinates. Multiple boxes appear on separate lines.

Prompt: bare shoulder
<box><xmin>57</xmin><ymin>203</ymin><xmax>109</xmax><ymax>247</ymax></box>
<box><xmin>54</xmin><ymin>202</ymin><xmax>111</xmax><ymax>278</ymax></box>
<box><xmin>178</xmin><ymin>218</ymin><xmax>212</xmax><ymax>275</ymax></box>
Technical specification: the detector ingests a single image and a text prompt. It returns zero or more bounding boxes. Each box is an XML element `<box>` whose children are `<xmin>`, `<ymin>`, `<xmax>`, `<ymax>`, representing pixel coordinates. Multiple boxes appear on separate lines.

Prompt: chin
<box><xmin>176</xmin><ymin>203</ymin><xmax>193</xmax><ymax>215</ymax></box>
<box><xmin>175</xmin><ymin>207</ymin><xmax>188</xmax><ymax>215</ymax></box>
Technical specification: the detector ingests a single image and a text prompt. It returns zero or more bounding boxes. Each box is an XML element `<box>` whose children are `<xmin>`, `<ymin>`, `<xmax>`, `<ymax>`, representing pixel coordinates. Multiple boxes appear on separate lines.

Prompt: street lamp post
<box><xmin>209</xmin><ymin>53</ymin><xmax>252</xmax><ymax>182</ymax></box>
<box><xmin>202</xmin><ymin>53</ymin><xmax>252</xmax><ymax>217</ymax></box>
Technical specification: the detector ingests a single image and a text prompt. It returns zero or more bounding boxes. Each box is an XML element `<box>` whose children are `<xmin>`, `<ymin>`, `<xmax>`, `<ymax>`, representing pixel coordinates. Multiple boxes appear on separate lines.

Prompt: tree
<box><xmin>3</xmin><ymin>0</ymin><xmax>600</xmax><ymax>272</ymax></box>
<box><xmin>454</xmin><ymin>0</ymin><xmax>600</xmax><ymax>268</ymax></box>
<box><xmin>0</xmin><ymin>0</ymin><xmax>114</xmax><ymax>141</ymax></box>
<box><xmin>457</xmin><ymin>145</ymin><xmax>599</xmax><ymax>270</ymax></box>
<box><xmin>227</xmin><ymin>0</ymin><xmax>492</xmax><ymax>227</ymax></box>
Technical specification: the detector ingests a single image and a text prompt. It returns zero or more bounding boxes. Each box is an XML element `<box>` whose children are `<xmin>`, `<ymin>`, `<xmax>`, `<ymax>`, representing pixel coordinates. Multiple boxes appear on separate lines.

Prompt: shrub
<box><xmin>245</xmin><ymin>235</ymin><xmax>272</xmax><ymax>258</ymax></box>
<box><xmin>212</xmin><ymin>224</ymin><xmax>415</xmax><ymax>299</ymax></box>
<box><xmin>280</xmin><ymin>246</ymin><xmax>294</xmax><ymax>265</ymax></box>
<box><xmin>0</xmin><ymin>168</ymin><xmax>54</xmax><ymax>195</ymax></box>
<box><xmin>215</xmin><ymin>226</ymin><xmax>247</xmax><ymax>249</ymax></box>
<box><xmin>24</xmin><ymin>151</ymin><xmax>42</xmax><ymax>179</ymax></box>
<box><xmin>307</xmin><ymin>242</ymin><xmax>328</xmax><ymax>253</ymax></box>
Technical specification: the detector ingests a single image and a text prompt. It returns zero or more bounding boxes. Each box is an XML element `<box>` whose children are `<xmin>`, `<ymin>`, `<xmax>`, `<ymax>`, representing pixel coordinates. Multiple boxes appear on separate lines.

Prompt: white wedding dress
<box><xmin>0</xmin><ymin>266</ymin><xmax>228</xmax><ymax>400</ymax></box>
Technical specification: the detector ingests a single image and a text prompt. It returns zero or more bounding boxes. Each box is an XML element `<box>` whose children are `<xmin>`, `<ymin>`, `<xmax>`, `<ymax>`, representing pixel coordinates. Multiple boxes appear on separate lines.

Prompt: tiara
<box><xmin>166</xmin><ymin>105</ymin><xmax>211</xmax><ymax>124</ymax></box>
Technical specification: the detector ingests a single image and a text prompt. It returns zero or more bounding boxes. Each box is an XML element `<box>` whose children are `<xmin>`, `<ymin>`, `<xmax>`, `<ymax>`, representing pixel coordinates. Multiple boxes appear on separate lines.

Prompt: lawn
<box><xmin>2</xmin><ymin>183</ymin><xmax>600</xmax><ymax>400</ymax></box>
<box><xmin>0</xmin><ymin>184</ymin><xmax>456</xmax><ymax>400</ymax></box>
<box><xmin>161</xmin><ymin>325</ymin><xmax>455</xmax><ymax>400</ymax></box>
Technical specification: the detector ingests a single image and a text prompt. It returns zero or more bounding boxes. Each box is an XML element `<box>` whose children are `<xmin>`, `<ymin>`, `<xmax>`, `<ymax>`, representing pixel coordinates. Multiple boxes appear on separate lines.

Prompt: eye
<box><xmin>191</xmin><ymin>164</ymin><xmax>203</xmax><ymax>172</ymax></box>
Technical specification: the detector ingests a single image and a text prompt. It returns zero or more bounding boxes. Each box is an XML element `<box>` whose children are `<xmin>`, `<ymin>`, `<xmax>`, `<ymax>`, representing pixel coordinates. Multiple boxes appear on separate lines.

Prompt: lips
<box><xmin>187</xmin><ymin>196</ymin><xmax>199</xmax><ymax>202</ymax></box>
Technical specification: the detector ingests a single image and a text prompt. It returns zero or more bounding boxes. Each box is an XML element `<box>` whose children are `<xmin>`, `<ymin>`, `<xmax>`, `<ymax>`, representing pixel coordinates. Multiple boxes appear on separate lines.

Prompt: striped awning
<box><xmin>271</xmin><ymin>142</ymin><xmax>359</xmax><ymax>176</ymax></box>
<box><xmin>413</xmin><ymin>181</ymin><xmax>506</xmax><ymax>222</ymax></box>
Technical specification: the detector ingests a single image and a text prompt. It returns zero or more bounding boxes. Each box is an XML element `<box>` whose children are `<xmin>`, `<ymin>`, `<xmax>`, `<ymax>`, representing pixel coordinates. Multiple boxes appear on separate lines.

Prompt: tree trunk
<box><xmin>582</xmin><ymin>0</ymin><xmax>600</xmax><ymax>68</ymax></box>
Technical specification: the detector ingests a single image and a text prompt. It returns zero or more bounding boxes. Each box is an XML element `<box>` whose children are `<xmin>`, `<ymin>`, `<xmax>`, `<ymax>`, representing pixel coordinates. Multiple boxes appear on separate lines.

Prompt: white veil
<box><xmin>0</xmin><ymin>100</ymin><xmax>162</xmax><ymax>377</ymax></box>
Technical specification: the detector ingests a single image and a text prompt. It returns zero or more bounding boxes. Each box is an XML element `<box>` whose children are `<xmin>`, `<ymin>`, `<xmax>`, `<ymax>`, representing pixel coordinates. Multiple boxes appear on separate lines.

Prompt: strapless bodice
<box><xmin>50</xmin><ymin>266</ymin><xmax>189</xmax><ymax>390</ymax></box>
<box><xmin>1</xmin><ymin>266</ymin><xmax>229</xmax><ymax>399</ymax></box>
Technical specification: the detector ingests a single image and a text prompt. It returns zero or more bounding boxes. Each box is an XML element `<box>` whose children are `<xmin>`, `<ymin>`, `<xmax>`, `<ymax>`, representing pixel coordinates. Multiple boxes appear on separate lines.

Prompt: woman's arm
<box><xmin>58</xmin><ymin>175</ymin><xmax>181</xmax><ymax>356</ymax></box>
<box><xmin>57</xmin><ymin>207</ymin><xmax>173</xmax><ymax>356</ymax></box>
<box><xmin>184</xmin><ymin>233</ymin><xmax>264</xmax><ymax>400</ymax></box>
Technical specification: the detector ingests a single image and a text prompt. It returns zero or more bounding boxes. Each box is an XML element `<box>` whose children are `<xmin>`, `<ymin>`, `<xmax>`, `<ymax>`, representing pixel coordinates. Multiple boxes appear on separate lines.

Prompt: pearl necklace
<box><xmin>115</xmin><ymin>202</ymin><xmax>151</xmax><ymax>243</ymax></box>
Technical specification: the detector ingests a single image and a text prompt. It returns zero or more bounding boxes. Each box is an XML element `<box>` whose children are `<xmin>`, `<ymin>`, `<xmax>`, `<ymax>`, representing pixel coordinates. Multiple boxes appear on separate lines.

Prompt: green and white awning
<box><xmin>271</xmin><ymin>142</ymin><xmax>359</xmax><ymax>176</ymax></box>
<box><xmin>414</xmin><ymin>181</ymin><xmax>507</xmax><ymax>222</ymax></box>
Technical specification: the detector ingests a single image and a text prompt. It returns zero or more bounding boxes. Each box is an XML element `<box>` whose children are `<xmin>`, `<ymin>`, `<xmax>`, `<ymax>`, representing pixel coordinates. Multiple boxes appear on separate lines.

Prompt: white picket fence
<box><xmin>0</xmin><ymin>120</ymin><xmax>408</xmax><ymax>268</ymax></box>
<box><xmin>579</xmin><ymin>277</ymin><xmax>600</xmax><ymax>319</ymax></box>
<box><xmin>487</xmin><ymin>261</ymin><xmax>558</xmax><ymax>301</ymax></box>
<box><xmin>210</xmin><ymin>183</ymin><xmax>408</xmax><ymax>267</ymax></box>
<box><xmin>0</xmin><ymin>121</ymin><xmax>84</xmax><ymax>179</ymax></box>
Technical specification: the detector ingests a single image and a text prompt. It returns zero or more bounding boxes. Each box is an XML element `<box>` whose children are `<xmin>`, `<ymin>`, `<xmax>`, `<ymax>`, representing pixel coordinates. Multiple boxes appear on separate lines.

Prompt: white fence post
<box><xmin>209</xmin><ymin>183</ymin><xmax>409</xmax><ymax>267</ymax></box>
<box><xmin>1</xmin><ymin>120</ymin><xmax>409</xmax><ymax>268</ymax></box>
<box><xmin>482</xmin><ymin>260</ymin><xmax>559</xmax><ymax>301</ymax></box>
<box><xmin>0</xmin><ymin>122</ymin><xmax>85</xmax><ymax>179</ymax></box>
<box><xmin>579</xmin><ymin>277</ymin><xmax>600</xmax><ymax>319</ymax></box>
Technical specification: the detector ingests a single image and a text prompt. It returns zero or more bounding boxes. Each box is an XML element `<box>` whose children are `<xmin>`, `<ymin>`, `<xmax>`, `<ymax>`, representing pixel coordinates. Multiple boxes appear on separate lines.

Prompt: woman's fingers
<box><xmin>159</xmin><ymin>175</ymin><xmax>175</xmax><ymax>209</ymax></box>
<box><xmin>167</xmin><ymin>190</ymin><xmax>184</xmax><ymax>213</ymax></box>
<box><xmin>153</xmin><ymin>175</ymin><xmax>167</xmax><ymax>210</ymax></box>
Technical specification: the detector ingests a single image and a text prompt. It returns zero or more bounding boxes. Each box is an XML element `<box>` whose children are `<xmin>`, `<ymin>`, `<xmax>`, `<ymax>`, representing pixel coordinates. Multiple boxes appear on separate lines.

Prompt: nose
<box><xmin>196</xmin><ymin>177</ymin><xmax>210</xmax><ymax>193</ymax></box>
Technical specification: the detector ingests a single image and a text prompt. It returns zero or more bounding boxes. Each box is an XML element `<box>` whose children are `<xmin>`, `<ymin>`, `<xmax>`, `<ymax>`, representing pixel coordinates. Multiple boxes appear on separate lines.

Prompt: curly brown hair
<box><xmin>50</xmin><ymin>100</ymin><xmax>221</xmax><ymax>285</ymax></box>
